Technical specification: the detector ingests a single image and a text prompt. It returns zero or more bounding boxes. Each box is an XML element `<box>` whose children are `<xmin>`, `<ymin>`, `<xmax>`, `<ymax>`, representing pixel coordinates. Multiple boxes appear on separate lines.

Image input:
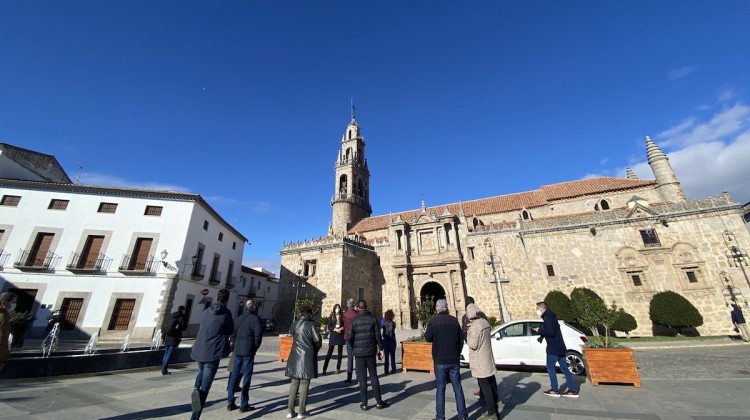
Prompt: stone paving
<box><xmin>1</xmin><ymin>334</ymin><xmax>749</xmax><ymax>419</ymax></box>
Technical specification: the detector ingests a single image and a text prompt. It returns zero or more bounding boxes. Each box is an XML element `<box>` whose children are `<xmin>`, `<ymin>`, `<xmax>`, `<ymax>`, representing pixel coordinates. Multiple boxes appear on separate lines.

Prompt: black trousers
<box><xmin>355</xmin><ymin>355</ymin><xmax>382</xmax><ymax>404</ymax></box>
<box><xmin>477</xmin><ymin>375</ymin><xmax>499</xmax><ymax>416</ymax></box>
<box><xmin>323</xmin><ymin>344</ymin><xmax>343</xmax><ymax>372</ymax></box>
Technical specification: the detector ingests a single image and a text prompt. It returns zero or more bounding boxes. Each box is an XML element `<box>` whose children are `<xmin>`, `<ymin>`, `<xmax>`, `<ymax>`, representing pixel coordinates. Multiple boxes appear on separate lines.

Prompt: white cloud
<box><xmin>668</xmin><ymin>66</ymin><xmax>697</xmax><ymax>81</ymax></box>
<box><xmin>717</xmin><ymin>86</ymin><xmax>738</xmax><ymax>103</ymax></box>
<box><xmin>657</xmin><ymin>103</ymin><xmax>750</xmax><ymax>147</ymax></box>
<box><xmin>242</xmin><ymin>257</ymin><xmax>280</xmax><ymax>275</ymax></box>
<box><xmin>79</xmin><ymin>172</ymin><xmax>190</xmax><ymax>192</ymax></box>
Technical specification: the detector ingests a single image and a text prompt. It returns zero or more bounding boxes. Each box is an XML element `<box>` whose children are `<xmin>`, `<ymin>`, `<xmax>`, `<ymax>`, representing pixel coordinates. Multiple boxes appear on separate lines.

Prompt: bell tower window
<box><xmin>339</xmin><ymin>175</ymin><xmax>348</xmax><ymax>197</ymax></box>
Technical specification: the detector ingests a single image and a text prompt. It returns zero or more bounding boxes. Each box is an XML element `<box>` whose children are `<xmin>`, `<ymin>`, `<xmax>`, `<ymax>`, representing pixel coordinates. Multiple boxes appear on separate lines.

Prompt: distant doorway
<box><xmin>419</xmin><ymin>281</ymin><xmax>446</xmax><ymax>304</ymax></box>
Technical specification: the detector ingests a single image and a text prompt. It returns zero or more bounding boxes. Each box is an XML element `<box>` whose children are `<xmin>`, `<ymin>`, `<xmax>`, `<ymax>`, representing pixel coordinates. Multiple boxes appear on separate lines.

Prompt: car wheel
<box><xmin>565</xmin><ymin>351</ymin><xmax>585</xmax><ymax>375</ymax></box>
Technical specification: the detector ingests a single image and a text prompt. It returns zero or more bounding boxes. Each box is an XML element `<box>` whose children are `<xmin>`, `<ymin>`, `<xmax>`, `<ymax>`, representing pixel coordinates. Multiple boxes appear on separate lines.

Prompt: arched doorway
<box><xmin>420</xmin><ymin>281</ymin><xmax>446</xmax><ymax>303</ymax></box>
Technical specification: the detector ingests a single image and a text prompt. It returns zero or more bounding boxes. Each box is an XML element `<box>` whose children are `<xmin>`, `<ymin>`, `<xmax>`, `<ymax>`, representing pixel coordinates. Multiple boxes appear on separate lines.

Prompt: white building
<box><xmin>0</xmin><ymin>143</ymin><xmax>248</xmax><ymax>341</ymax></box>
<box><xmin>238</xmin><ymin>266</ymin><xmax>279</xmax><ymax>322</ymax></box>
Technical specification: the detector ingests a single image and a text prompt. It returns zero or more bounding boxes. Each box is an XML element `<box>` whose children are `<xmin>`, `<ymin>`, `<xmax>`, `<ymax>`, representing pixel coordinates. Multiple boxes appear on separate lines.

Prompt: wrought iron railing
<box><xmin>209</xmin><ymin>271</ymin><xmax>223</xmax><ymax>284</ymax></box>
<box><xmin>13</xmin><ymin>250</ymin><xmax>61</xmax><ymax>270</ymax></box>
<box><xmin>191</xmin><ymin>264</ymin><xmax>206</xmax><ymax>278</ymax></box>
<box><xmin>67</xmin><ymin>252</ymin><xmax>112</xmax><ymax>272</ymax></box>
<box><xmin>0</xmin><ymin>249</ymin><xmax>9</xmax><ymax>269</ymax></box>
<box><xmin>225</xmin><ymin>275</ymin><xmax>237</xmax><ymax>289</ymax></box>
<box><xmin>118</xmin><ymin>255</ymin><xmax>156</xmax><ymax>273</ymax></box>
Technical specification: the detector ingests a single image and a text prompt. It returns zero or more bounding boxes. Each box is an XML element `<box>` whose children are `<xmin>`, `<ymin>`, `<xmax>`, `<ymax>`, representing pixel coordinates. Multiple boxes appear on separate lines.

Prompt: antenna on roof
<box><xmin>73</xmin><ymin>162</ymin><xmax>84</xmax><ymax>184</ymax></box>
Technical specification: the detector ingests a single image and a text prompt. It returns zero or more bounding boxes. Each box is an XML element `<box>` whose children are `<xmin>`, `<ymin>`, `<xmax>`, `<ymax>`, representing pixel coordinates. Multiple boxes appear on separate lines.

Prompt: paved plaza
<box><xmin>1</xmin><ymin>335</ymin><xmax>750</xmax><ymax>420</ymax></box>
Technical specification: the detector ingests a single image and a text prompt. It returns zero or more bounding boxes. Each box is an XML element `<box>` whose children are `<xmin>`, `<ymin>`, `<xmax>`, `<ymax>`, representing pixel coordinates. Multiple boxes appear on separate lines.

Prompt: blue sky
<box><xmin>2</xmin><ymin>1</ymin><xmax>750</xmax><ymax>274</ymax></box>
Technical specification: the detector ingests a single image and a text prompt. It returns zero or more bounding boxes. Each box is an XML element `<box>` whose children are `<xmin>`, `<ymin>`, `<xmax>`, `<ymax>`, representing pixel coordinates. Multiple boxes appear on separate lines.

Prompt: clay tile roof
<box><xmin>348</xmin><ymin>177</ymin><xmax>656</xmax><ymax>234</ymax></box>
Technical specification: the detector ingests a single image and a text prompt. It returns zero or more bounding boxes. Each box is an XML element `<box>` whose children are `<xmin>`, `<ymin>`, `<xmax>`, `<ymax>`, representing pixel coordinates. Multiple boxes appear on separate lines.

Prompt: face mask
<box><xmin>8</xmin><ymin>303</ymin><xmax>17</xmax><ymax>312</ymax></box>
<box><xmin>335</xmin><ymin>309</ymin><xmax>340</xmax><ymax>314</ymax></box>
<box><xmin>535</xmin><ymin>309</ymin><xmax>542</xmax><ymax>317</ymax></box>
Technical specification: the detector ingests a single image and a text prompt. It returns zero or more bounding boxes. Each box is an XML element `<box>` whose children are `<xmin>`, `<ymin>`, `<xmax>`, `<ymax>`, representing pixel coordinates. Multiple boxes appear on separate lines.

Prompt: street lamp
<box><xmin>160</xmin><ymin>250</ymin><xmax>169</xmax><ymax>267</ymax></box>
<box><xmin>291</xmin><ymin>258</ymin><xmax>307</xmax><ymax>323</ymax></box>
<box><xmin>723</xmin><ymin>230</ymin><xmax>750</xmax><ymax>291</ymax></box>
<box><xmin>484</xmin><ymin>239</ymin><xmax>510</xmax><ymax>323</ymax></box>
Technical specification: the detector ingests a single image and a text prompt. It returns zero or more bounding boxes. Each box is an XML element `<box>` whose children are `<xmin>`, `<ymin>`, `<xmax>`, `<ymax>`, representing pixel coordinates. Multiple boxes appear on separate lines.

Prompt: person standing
<box><xmin>731</xmin><ymin>303</ymin><xmax>750</xmax><ymax>342</ymax></box>
<box><xmin>189</xmin><ymin>289</ymin><xmax>235</xmax><ymax>419</ymax></box>
<box><xmin>0</xmin><ymin>292</ymin><xmax>18</xmax><ymax>371</ymax></box>
<box><xmin>322</xmin><ymin>303</ymin><xmax>344</xmax><ymax>375</ymax></box>
<box><xmin>532</xmin><ymin>301</ymin><xmax>578</xmax><ymax>398</ymax></box>
<box><xmin>342</xmin><ymin>298</ymin><xmax>359</xmax><ymax>384</ymax></box>
<box><xmin>227</xmin><ymin>299</ymin><xmax>263</xmax><ymax>412</ymax></box>
<box><xmin>349</xmin><ymin>299</ymin><xmax>389</xmax><ymax>411</ymax></box>
<box><xmin>381</xmin><ymin>309</ymin><xmax>397</xmax><ymax>375</ymax></box>
<box><xmin>161</xmin><ymin>305</ymin><xmax>187</xmax><ymax>375</ymax></box>
<box><xmin>461</xmin><ymin>296</ymin><xmax>485</xmax><ymax>400</ymax></box>
<box><xmin>465</xmin><ymin>303</ymin><xmax>500</xmax><ymax>419</ymax></box>
<box><xmin>425</xmin><ymin>299</ymin><xmax>468</xmax><ymax>420</ymax></box>
<box><xmin>285</xmin><ymin>304</ymin><xmax>322</xmax><ymax>419</ymax></box>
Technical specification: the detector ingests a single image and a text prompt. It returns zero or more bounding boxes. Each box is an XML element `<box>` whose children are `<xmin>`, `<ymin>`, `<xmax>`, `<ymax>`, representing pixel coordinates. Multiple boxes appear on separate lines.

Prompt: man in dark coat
<box><xmin>342</xmin><ymin>297</ymin><xmax>359</xmax><ymax>384</ymax></box>
<box><xmin>161</xmin><ymin>305</ymin><xmax>187</xmax><ymax>375</ymax></box>
<box><xmin>532</xmin><ymin>301</ymin><xmax>578</xmax><ymax>398</ymax></box>
<box><xmin>285</xmin><ymin>304</ymin><xmax>322</xmax><ymax>418</ymax></box>
<box><xmin>349</xmin><ymin>299</ymin><xmax>389</xmax><ymax>411</ymax></box>
<box><xmin>731</xmin><ymin>303</ymin><xmax>750</xmax><ymax>341</ymax></box>
<box><xmin>190</xmin><ymin>289</ymin><xmax>234</xmax><ymax>419</ymax></box>
<box><xmin>425</xmin><ymin>298</ymin><xmax>468</xmax><ymax>420</ymax></box>
<box><xmin>227</xmin><ymin>298</ymin><xmax>263</xmax><ymax>412</ymax></box>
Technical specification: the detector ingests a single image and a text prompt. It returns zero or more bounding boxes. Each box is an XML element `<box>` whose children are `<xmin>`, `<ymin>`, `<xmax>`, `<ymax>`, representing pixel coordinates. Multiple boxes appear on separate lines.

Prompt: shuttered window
<box><xmin>80</xmin><ymin>235</ymin><xmax>104</xmax><ymax>269</ymax></box>
<box><xmin>1</xmin><ymin>195</ymin><xmax>21</xmax><ymax>206</ymax></box>
<box><xmin>27</xmin><ymin>232</ymin><xmax>54</xmax><ymax>267</ymax></box>
<box><xmin>98</xmin><ymin>202</ymin><xmax>118</xmax><ymax>213</ymax></box>
<box><xmin>108</xmin><ymin>299</ymin><xmax>136</xmax><ymax>330</ymax></box>
<box><xmin>60</xmin><ymin>298</ymin><xmax>84</xmax><ymax>330</ymax></box>
<box><xmin>144</xmin><ymin>206</ymin><xmax>163</xmax><ymax>216</ymax></box>
<box><xmin>130</xmin><ymin>238</ymin><xmax>152</xmax><ymax>270</ymax></box>
<box><xmin>48</xmin><ymin>199</ymin><xmax>69</xmax><ymax>210</ymax></box>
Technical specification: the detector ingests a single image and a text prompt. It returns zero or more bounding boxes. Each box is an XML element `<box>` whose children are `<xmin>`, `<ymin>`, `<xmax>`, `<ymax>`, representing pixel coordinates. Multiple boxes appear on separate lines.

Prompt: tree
<box><xmin>649</xmin><ymin>291</ymin><xmax>703</xmax><ymax>335</ymax></box>
<box><xmin>543</xmin><ymin>290</ymin><xmax>577</xmax><ymax>322</ymax></box>
<box><xmin>570</xmin><ymin>287</ymin><xmax>606</xmax><ymax>336</ymax></box>
<box><xmin>611</xmin><ymin>309</ymin><xmax>638</xmax><ymax>338</ymax></box>
<box><xmin>414</xmin><ymin>295</ymin><xmax>436</xmax><ymax>331</ymax></box>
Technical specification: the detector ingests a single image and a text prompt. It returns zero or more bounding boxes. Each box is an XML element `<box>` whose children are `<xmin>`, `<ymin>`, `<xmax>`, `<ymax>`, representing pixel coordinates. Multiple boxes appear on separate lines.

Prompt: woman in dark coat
<box><xmin>322</xmin><ymin>303</ymin><xmax>344</xmax><ymax>375</ymax></box>
<box><xmin>285</xmin><ymin>304</ymin><xmax>322</xmax><ymax>418</ymax></box>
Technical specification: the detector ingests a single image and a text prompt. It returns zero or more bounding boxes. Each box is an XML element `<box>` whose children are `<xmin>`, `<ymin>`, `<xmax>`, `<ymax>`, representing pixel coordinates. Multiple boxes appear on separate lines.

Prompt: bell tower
<box><xmin>331</xmin><ymin>106</ymin><xmax>372</xmax><ymax>237</ymax></box>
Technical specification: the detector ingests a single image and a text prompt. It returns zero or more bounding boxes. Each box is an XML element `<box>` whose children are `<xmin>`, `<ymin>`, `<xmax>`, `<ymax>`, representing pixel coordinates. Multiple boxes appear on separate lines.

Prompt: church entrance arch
<box><xmin>420</xmin><ymin>281</ymin><xmax>446</xmax><ymax>303</ymax></box>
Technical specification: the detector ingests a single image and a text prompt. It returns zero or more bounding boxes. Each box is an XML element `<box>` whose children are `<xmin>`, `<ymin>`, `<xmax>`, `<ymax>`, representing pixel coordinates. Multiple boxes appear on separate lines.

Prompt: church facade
<box><xmin>278</xmin><ymin>117</ymin><xmax>750</xmax><ymax>336</ymax></box>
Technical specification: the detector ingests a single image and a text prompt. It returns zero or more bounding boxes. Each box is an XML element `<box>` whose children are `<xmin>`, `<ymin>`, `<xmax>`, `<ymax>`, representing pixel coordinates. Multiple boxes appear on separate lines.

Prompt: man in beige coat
<box><xmin>466</xmin><ymin>303</ymin><xmax>500</xmax><ymax>419</ymax></box>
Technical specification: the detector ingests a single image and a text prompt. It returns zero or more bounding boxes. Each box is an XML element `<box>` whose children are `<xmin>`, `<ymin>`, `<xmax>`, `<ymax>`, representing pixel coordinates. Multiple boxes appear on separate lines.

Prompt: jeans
<box><xmin>227</xmin><ymin>354</ymin><xmax>255</xmax><ymax>408</ymax></box>
<box><xmin>190</xmin><ymin>360</ymin><xmax>220</xmax><ymax>420</ymax></box>
<box><xmin>288</xmin><ymin>378</ymin><xmax>310</xmax><ymax>415</ymax></box>
<box><xmin>355</xmin><ymin>355</ymin><xmax>382</xmax><ymax>405</ymax></box>
<box><xmin>546</xmin><ymin>353</ymin><xmax>576</xmax><ymax>392</ymax></box>
<box><xmin>383</xmin><ymin>339</ymin><xmax>397</xmax><ymax>374</ymax></box>
<box><xmin>161</xmin><ymin>345</ymin><xmax>176</xmax><ymax>373</ymax></box>
<box><xmin>434</xmin><ymin>363</ymin><xmax>468</xmax><ymax>420</ymax></box>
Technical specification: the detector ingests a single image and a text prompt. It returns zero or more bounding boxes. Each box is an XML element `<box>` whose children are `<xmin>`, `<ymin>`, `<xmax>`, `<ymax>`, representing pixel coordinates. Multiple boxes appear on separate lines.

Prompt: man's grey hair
<box><xmin>346</xmin><ymin>298</ymin><xmax>355</xmax><ymax>309</ymax></box>
<box><xmin>245</xmin><ymin>299</ymin><xmax>255</xmax><ymax>311</ymax></box>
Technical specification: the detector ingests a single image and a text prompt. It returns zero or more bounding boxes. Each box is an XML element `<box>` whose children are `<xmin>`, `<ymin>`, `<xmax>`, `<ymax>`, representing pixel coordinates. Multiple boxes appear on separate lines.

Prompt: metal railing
<box><xmin>13</xmin><ymin>250</ymin><xmax>61</xmax><ymax>270</ymax></box>
<box><xmin>330</xmin><ymin>193</ymin><xmax>372</xmax><ymax>212</ymax></box>
<box><xmin>67</xmin><ymin>252</ymin><xmax>112</xmax><ymax>272</ymax></box>
<box><xmin>0</xmin><ymin>249</ymin><xmax>9</xmax><ymax>269</ymax></box>
<box><xmin>225</xmin><ymin>275</ymin><xmax>237</xmax><ymax>289</ymax></box>
<box><xmin>191</xmin><ymin>264</ymin><xmax>206</xmax><ymax>278</ymax></box>
<box><xmin>209</xmin><ymin>271</ymin><xmax>223</xmax><ymax>284</ymax></box>
<box><xmin>118</xmin><ymin>255</ymin><xmax>156</xmax><ymax>273</ymax></box>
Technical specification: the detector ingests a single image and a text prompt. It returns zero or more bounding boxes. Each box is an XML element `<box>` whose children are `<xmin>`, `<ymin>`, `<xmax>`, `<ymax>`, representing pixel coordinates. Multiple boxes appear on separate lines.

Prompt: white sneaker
<box><xmin>286</xmin><ymin>413</ymin><xmax>295</xmax><ymax>419</ymax></box>
<box><xmin>296</xmin><ymin>414</ymin><xmax>307</xmax><ymax>419</ymax></box>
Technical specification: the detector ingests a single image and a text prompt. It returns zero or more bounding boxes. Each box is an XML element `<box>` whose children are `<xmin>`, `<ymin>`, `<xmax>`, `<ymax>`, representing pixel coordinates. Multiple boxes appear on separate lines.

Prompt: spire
<box><xmin>421</xmin><ymin>193</ymin><xmax>426</xmax><ymax>211</ymax></box>
<box><xmin>645</xmin><ymin>135</ymin><xmax>666</xmax><ymax>164</ymax></box>
<box><xmin>625</xmin><ymin>167</ymin><xmax>638</xmax><ymax>179</ymax></box>
<box><xmin>350</xmin><ymin>98</ymin><xmax>358</xmax><ymax>125</ymax></box>
<box><xmin>645</xmin><ymin>135</ymin><xmax>686</xmax><ymax>202</ymax></box>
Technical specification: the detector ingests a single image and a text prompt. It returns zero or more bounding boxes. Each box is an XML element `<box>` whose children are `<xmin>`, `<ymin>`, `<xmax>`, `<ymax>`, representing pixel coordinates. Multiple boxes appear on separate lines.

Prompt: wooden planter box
<box><xmin>401</xmin><ymin>341</ymin><xmax>433</xmax><ymax>374</ymax></box>
<box><xmin>278</xmin><ymin>335</ymin><xmax>293</xmax><ymax>362</ymax></box>
<box><xmin>583</xmin><ymin>347</ymin><xmax>641</xmax><ymax>388</ymax></box>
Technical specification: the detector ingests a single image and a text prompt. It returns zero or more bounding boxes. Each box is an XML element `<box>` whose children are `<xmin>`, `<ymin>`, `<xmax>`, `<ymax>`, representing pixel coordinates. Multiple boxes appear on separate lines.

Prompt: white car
<box><xmin>460</xmin><ymin>319</ymin><xmax>587</xmax><ymax>375</ymax></box>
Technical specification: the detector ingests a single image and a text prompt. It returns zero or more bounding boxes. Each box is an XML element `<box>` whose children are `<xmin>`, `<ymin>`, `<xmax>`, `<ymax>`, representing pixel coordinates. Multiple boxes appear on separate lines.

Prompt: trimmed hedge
<box><xmin>570</xmin><ymin>287</ymin><xmax>606</xmax><ymax>333</ymax></box>
<box><xmin>543</xmin><ymin>290</ymin><xmax>577</xmax><ymax>322</ymax></box>
<box><xmin>612</xmin><ymin>309</ymin><xmax>638</xmax><ymax>334</ymax></box>
<box><xmin>649</xmin><ymin>290</ymin><xmax>703</xmax><ymax>334</ymax></box>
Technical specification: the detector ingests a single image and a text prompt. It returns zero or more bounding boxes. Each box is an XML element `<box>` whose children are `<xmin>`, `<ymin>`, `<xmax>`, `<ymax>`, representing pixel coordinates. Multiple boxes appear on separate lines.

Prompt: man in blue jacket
<box><xmin>190</xmin><ymin>289</ymin><xmax>234</xmax><ymax>419</ymax></box>
<box><xmin>532</xmin><ymin>301</ymin><xmax>579</xmax><ymax>398</ymax></box>
<box><xmin>227</xmin><ymin>298</ymin><xmax>263</xmax><ymax>412</ymax></box>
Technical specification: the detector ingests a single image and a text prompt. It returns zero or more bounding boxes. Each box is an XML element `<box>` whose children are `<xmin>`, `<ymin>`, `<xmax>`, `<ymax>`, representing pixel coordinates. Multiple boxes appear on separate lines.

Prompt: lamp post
<box><xmin>160</xmin><ymin>250</ymin><xmax>169</xmax><ymax>267</ymax></box>
<box><xmin>291</xmin><ymin>258</ymin><xmax>307</xmax><ymax>324</ymax></box>
<box><xmin>723</xmin><ymin>230</ymin><xmax>750</xmax><ymax>291</ymax></box>
<box><xmin>484</xmin><ymin>239</ymin><xmax>510</xmax><ymax>323</ymax></box>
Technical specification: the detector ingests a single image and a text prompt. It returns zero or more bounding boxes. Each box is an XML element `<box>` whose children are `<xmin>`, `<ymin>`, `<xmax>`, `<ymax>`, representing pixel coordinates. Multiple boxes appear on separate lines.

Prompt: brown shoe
<box><xmin>336</xmin><ymin>369</ymin><xmax>341</xmax><ymax>374</ymax></box>
<box><xmin>474</xmin><ymin>391</ymin><xmax>481</xmax><ymax>399</ymax></box>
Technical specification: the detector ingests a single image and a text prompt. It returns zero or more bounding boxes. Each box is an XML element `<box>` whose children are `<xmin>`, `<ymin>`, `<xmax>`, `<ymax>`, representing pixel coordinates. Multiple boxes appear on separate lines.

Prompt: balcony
<box><xmin>191</xmin><ymin>264</ymin><xmax>206</xmax><ymax>279</ymax></box>
<box><xmin>330</xmin><ymin>193</ymin><xmax>372</xmax><ymax>213</ymax></box>
<box><xmin>0</xmin><ymin>249</ymin><xmax>9</xmax><ymax>270</ymax></box>
<box><xmin>209</xmin><ymin>271</ymin><xmax>223</xmax><ymax>285</ymax></box>
<box><xmin>13</xmin><ymin>250</ymin><xmax>61</xmax><ymax>271</ymax></box>
<box><xmin>67</xmin><ymin>252</ymin><xmax>112</xmax><ymax>273</ymax></box>
<box><xmin>118</xmin><ymin>255</ymin><xmax>156</xmax><ymax>274</ymax></box>
<box><xmin>225</xmin><ymin>275</ymin><xmax>237</xmax><ymax>289</ymax></box>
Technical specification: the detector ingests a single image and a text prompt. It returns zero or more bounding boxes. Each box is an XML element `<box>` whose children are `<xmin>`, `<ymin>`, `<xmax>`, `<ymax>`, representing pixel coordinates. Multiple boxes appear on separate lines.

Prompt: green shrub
<box><xmin>570</xmin><ymin>287</ymin><xmax>606</xmax><ymax>335</ymax></box>
<box><xmin>611</xmin><ymin>309</ymin><xmax>638</xmax><ymax>335</ymax></box>
<box><xmin>543</xmin><ymin>290</ymin><xmax>577</xmax><ymax>322</ymax></box>
<box><xmin>486</xmin><ymin>316</ymin><xmax>500</xmax><ymax>328</ymax></box>
<box><xmin>414</xmin><ymin>295</ymin><xmax>436</xmax><ymax>331</ymax></box>
<box><xmin>649</xmin><ymin>291</ymin><xmax>703</xmax><ymax>335</ymax></box>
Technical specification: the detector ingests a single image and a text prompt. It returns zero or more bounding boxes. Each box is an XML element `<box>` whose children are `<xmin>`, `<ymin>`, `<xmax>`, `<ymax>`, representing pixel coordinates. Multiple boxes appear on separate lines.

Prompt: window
<box><xmin>192</xmin><ymin>246</ymin><xmax>205</xmax><ymax>277</ymax></box>
<box><xmin>0</xmin><ymin>195</ymin><xmax>21</xmax><ymax>206</ymax></box>
<box><xmin>108</xmin><ymin>298</ymin><xmax>136</xmax><ymax>330</ymax></box>
<box><xmin>594</xmin><ymin>199</ymin><xmax>610</xmax><ymax>211</ymax></box>
<box><xmin>77</xmin><ymin>235</ymin><xmax>105</xmax><ymax>269</ymax></box>
<box><xmin>97</xmin><ymin>202</ymin><xmax>118</xmax><ymax>213</ymax></box>
<box><xmin>521</xmin><ymin>210</ymin><xmax>531</xmax><ymax>220</ymax></box>
<box><xmin>640</xmin><ymin>228</ymin><xmax>661</xmax><ymax>247</ymax></box>
<box><xmin>684</xmin><ymin>267</ymin><xmax>702</xmax><ymax>284</ymax></box>
<box><xmin>203</xmin><ymin>220</ymin><xmax>209</xmax><ymax>230</ymax></box>
<box><xmin>303</xmin><ymin>260</ymin><xmax>317</xmax><ymax>277</ymax></box>
<box><xmin>218</xmin><ymin>232</ymin><xmax>223</xmax><ymax>242</ymax></box>
<box><xmin>209</xmin><ymin>255</ymin><xmax>220</xmax><ymax>283</ymax></box>
<box><xmin>545</xmin><ymin>264</ymin><xmax>556</xmax><ymax>277</ymax></box>
<box><xmin>144</xmin><ymin>206</ymin><xmax>163</xmax><ymax>216</ymax></box>
<box><xmin>500</xmin><ymin>323</ymin><xmax>526</xmax><ymax>337</ymax></box>
<box><xmin>630</xmin><ymin>272</ymin><xmax>643</xmax><ymax>287</ymax></box>
<box><xmin>467</xmin><ymin>247</ymin><xmax>475</xmax><ymax>260</ymax></box>
<box><xmin>358</xmin><ymin>288</ymin><xmax>365</xmax><ymax>301</ymax></box>
<box><xmin>396</xmin><ymin>230</ymin><xmax>403</xmax><ymax>250</ymax></box>
<box><xmin>25</xmin><ymin>232</ymin><xmax>55</xmax><ymax>267</ymax></box>
<box><xmin>60</xmin><ymin>298</ymin><xmax>84</xmax><ymax>330</ymax></box>
<box><xmin>184</xmin><ymin>298</ymin><xmax>194</xmax><ymax>323</ymax></box>
<box><xmin>232</xmin><ymin>241</ymin><xmax>236</xmax><ymax>250</ymax></box>
<box><xmin>122</xmin><ymin>237</ymin><xmax>153</xmax><ymax>271</ymax></box>
<box><xmin>48</xmin><ymin>199</ymin><xmax>69</xmax><ymax>210</ymax></box>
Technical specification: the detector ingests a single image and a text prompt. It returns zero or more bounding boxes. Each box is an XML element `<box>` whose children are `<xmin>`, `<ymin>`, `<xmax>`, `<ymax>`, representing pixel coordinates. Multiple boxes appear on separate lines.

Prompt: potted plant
<box><xmin>9</xmin><ymin>311</ymin><xmax>36</xmax><ymax>348</ymax></box>
<box><xmin>571</xmin><ymin>289</ymin><xmax>641</xmax><ymax>387</ymax></box>
<box><xmin>401</xmin><ymin>296</ymin><xmax>435</xmax><ymax>373</ymax></box>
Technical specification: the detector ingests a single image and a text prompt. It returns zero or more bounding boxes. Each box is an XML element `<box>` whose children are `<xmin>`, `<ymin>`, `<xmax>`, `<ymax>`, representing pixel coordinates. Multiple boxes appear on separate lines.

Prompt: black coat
<box><xmin>190</xmin><ymin>303</ymin><xmax>234</xmax><ymax>362</ymax></box>
<box><xmin>539</xmin><ymin>309</ymin><xmax>567</xmax><ymax>356</ymax></box>
<box><xmin>327</xmin><ymin>316</ymin><xmax>345</xmax><ymax>347</ymax></box>
<box><xmin>425</xmin><ymin>312</ymin><xmax>463</xmax><ymax>365</ymax></box>
<box><xmin>232</xmin><ymin>312</ymin><xmax>263</xmax><ymax>356</ymax></box>
<box><xmin>349</xmin><ymin>309</ymin><xmax>383</xmax><ymax>357</ymax></box>
<box><xmin>163</xmin><ymin>310</ymin><xmax>187</xmax><ymax>347</ymax></box>
<box><xmin>285</xmin><ymin>315</ymin><xmax>322</xmax><ymax>379</ymax></box>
